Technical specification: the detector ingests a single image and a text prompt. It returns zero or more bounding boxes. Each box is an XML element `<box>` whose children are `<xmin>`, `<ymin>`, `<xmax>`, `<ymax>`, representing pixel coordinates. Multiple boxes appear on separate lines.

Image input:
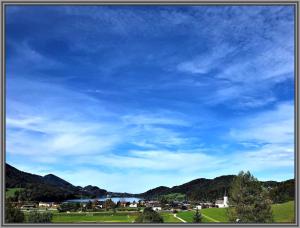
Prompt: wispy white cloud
<box><xmin>177</xmin><ymin>43</ymin><xmax>236</xmax><ymax>74</ymax></box>
<box><xmin>229</xmin><ymin>102</ymin><xmax>294</xmax><ymax>144</ymax></box>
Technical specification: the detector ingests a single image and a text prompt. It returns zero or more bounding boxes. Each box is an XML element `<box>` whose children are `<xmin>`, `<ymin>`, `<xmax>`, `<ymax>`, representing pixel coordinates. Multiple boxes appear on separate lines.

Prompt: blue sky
<box><xmin>6</xmin><ymin>5</ymin><xmax>294</xmax><ymax>193</ymax></box>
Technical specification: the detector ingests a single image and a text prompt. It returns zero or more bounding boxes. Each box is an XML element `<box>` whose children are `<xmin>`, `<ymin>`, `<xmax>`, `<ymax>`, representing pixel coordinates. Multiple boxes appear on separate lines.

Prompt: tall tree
<box><xmin>228</xmin><ymin>171</ymin><xmax>273</xmax><ymax>223</ymax></box>
<box><xmin>104</xmin><ymin>198</ymin><xmax>116</xmax><ymax>210</ymax></box>
<box><xmin>193</xmin><ymin>208</ymin><xmax>202</xmax><ymax>223</ymax></box>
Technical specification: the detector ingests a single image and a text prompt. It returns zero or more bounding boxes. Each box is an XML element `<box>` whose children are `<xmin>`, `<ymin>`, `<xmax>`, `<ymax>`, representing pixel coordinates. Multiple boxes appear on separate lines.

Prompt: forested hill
<box><xmin>6</xmin><ymin>163</ymin><xmax>294</xmax><ymax>203</ymax></box>
<box><xmin>5</xmin><ymin>163</ymin><xmax>107</xmax><ymax>202</ymax></box>
<box><xmin>139</xmin><ymin>175</ymin><xmax>295</xmax><ymax>203</ymax></box>
<box><xmin>139</xmin><ymin>175</ymin><xmax>236</xmax><ymax>201</ymax></box>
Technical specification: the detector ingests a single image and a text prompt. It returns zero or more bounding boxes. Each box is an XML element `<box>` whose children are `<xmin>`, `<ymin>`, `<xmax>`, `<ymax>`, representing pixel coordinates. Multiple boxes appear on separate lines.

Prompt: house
<box><xmin>39</xmin><ymin>202</ymin><xmax>51</xmax><ymax>208</ymax></box>
<box><xmin>138</xmin><ymin>200</ymin><xmax>145</xmax><ymax>206</ymax></box>
<box><xmin>194</xmin><ymin>205</ymin><xmax>202</xmax><ymax>210</ymax></box>
<box><xmin>51</xmin><ymin>203</ymin><xmax>59</xmax><ymax>208</ymax></box>
<box><xmin>215</xmin><ymin>191</ymin><xmax>229</xmax><ymax>208</ymax></box>
<box><xmin>145</xmin><ymin>200</ymin><xmax>160</xmax><ymax>208</ymax></box>
<box><xmin>152</xmin><ymin>206</ymin><xmax>162</xmax><ymax>211</ymax></box>
<box><xmin>21</xmin><ymin>204</ymin><xmax>36</xmax><ymax>210</ymax></box>
<box><xmin>129</xmin><ymin>203</ymin><xmax>138</xmax><ymax>208</ymax></box>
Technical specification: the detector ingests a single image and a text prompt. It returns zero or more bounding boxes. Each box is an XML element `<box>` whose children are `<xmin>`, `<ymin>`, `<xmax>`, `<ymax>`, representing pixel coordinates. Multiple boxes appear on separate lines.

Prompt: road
<box><xmin>174</xmin><ymin>214</ymin><xmax>187</xmax><ymax>223</ymax></box>
<box><xmin>174</xmin><ymin>212</ymin><xmax>220</xmax><ymax>223</ymax></box>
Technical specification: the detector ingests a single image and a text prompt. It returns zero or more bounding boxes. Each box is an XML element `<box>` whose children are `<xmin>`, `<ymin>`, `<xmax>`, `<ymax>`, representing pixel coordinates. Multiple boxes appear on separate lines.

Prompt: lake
<box><xmin>65</xmin><ymin>197</ymin><xmax>142</xmax><ymax>203</ymax></box>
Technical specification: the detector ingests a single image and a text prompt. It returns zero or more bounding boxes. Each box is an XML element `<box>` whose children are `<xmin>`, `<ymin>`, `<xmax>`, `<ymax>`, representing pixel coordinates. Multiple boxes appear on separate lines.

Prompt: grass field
<box><xmin>23</xmin><ymin>200</ymin><xmax>294</xmax><ymax>223</ymax></box>
<box><xmin>52</xmin><ymin>211</ymin><xmax>183</xmax><ymax>223</ymax></box>
<box><xmin>160</xmin><ymin>212</ymin><xmax>182</xmax><ymax>223</ymax></box>
<box><xmin>6</xmin><ymin>188</ymin><xmax>23</xmax><ymax>198</ymax></box>
<box><xmin>272</xmin><ymin>201</ymin><xmax>295</xmax><ymax>223</ymax></box>
<box><xmin>177</xmin><ymin>201</ymin><xmax>295</xmax><ymax>223</ymax></box>
<box><xmin>176</xmin><ymin>210</ymin><xmax>214</xmax><ymax>223</ymax></box>
<box><xmin>52</xmin><ymin>212</ymin><xmax>139</xmax><ymax>223</ymax></box>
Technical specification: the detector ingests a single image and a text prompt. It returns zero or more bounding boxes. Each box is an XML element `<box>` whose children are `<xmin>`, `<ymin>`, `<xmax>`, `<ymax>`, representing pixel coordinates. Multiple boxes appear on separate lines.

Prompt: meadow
<box><xmin>160</xmin><ymin>212</ymin><xmax>182</xmax><ymax>223</ymax></box>
<box><xmin>177</xmin><ymin>201</ymin><xmax>295</xmax><ymax>223</ymax></box>
<box><xmin>51</xmin><ymin>211</ymin><xmax>139</xmax><ymax>223</ymax></box>
<box><xmin>20</xmin><ymin>200</ymin><xmax>294</xmax><ymax>223</ymax></box>
<box><xmin>272</xmin><ymin>201</ymin><xmax>295</xmax><ymax>223</ymax></box>
<box><xmin>5</xmin><ymin>188</ymin><xmax>23</xmax><ymax>198</ymax></box>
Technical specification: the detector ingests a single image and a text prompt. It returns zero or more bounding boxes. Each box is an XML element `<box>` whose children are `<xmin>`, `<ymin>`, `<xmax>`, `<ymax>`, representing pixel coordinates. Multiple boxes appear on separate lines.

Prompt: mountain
<box><xmin>140</xmin><ymin>186</ymin><xmax>171</xmax><ymax>199</ymax></box>
<box><xmin>6</xmin><ymin>163</ymin><xmax>44</xmax><ymax>188</ymax></box>
<box><xmin>139</xmin><ymin>175</ymin><xmax>235</xmax><ymax>201</ymax></box>
<box><xmin>5</xmin><ymin>163</ymin><xmax>294</xmax><ymax>204</ymax></box>
<box><xmin>139</xmin><ymin>175</ymin><xmax>295</xmax><ymax>203</ymax></box>
<box><xmin>82</xmin><ymin>185</ymin><xmax>107</xmax><ymax>198</ymax></box>
<box><xmin>5</xmin><ymin>163</ymin><xmax>107</xmax><ymax>202</ymax></box>
<box><xmin>43</xmin><ymin>174</ymin><xmax>74</xmax><ymax>189</ymax></box>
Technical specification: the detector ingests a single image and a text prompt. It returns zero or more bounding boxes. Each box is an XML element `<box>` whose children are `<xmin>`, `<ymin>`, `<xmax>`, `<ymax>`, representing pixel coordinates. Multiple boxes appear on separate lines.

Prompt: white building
<box><xmin>152</xmin><ymin>206</ymin><xmax>162</xmax><ymax>211</ymax></box>
<box><xmin>129</xmin><ymin>203</ymin><xmax>138</xmax><ymax>208</ymax></box>
<box><xmin>39</xmin><ymin>202</ymin><xmax>51</xmax><ymax>208</ymax></box>
<box><xmin>215</xmin><ymin>191</ymin><xmax>229</xmax><ymax>208</ymax></box>
<box><xmin>194</xmin><ymin>205</ymin><xmax>202</xmax><ymax>210</ymax></box>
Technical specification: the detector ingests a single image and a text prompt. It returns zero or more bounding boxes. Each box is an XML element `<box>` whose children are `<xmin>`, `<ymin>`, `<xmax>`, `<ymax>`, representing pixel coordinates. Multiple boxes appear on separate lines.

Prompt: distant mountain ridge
<box><xmin>43</xmin><ymin>174</ymin><xmax>74</xmax><ymax>189</ymax></box>
<box><xmin>5</xmin><ymin>163</ymin><xmax>107</xmax><ymax>201</ymax></box>
<box><xmin>5</xmin><ymin>163</ymin><xmax>294</xmax><ymax>203</ymax></box>
<box><xmin>139</xmin><ymin>175</ymin><xmax>236</xmax><ymax>201</ymax></box>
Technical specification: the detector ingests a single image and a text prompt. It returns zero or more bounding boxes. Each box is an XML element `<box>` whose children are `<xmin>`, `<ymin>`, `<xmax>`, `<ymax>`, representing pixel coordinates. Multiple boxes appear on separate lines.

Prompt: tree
<box><xmin>5</xmin><ymin>200</ymin><xmax>24</xmax><ymax>223</ymax></box>
<box><xmin>135</xmin><ymin>207</ymin><xmax>164</xmax><ymax>223</ymax></box>
<box><xmin>193</xmin><ymin>208</ymin><xmax>202</xmax><ymax>223</ymax></box>
<box><xmin>57</xmin><ymin>202</ymin><xmax>80</xmax><ymax>212</ymax></box>
<box><xmin>27</xmin><ymin>211</ymin><xmax>52</xmax><ymax>223</ymax></box>
<box><xmin>268</xmin><ymin>179</ymin><xmax>295</xmax><ymax>203</ymax></box>
<box><xmin>86</xmin><ymin>200</ymin><xmax>93</xmax><ymax>210</ymax></box>
<box><xmin>228</xmin><ymin>171</ymin><xmax>273</xmax><ymax>223</ymax></box>
<box><xmin>104</xmin><ymin>199</ymin><xmax>116</xmax><ymax>210</ymax></box>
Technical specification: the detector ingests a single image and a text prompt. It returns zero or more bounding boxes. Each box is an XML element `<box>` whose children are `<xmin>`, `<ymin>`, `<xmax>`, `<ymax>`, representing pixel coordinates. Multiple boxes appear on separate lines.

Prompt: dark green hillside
<box><xmin>173</xmin><ymin>175</ymin><xmax>235</xmax><ymax>201</ymax></box>
<box><xmin>269</xmin><ymin>179</ymin><xmax>294</xmax><ymax>203</ymax></box>
<box><xmin>140</xmin><ymin>186</ymin><xmax>171</xmax><ymax>199</ymax></box>
<box><xmin>5</xmin><ymin>163</ymin><xmax>107</xmax><ymax>202</ymax></box>
<box><xmin>43</xmin><ymin>174</ymin><xmax>74</xmax><ymax>189</ymax></box>
<box><xmin>140</xmin><ymin>175</ymin><xmax>294</xmax><ymax>203</ymax></box>
<box><xmin>82</xmin><ymin>185</ymin><xmax>107</xmax><ymax>198</ymax></box>
<box><xmin>140</xmin><ymin>175</ymin><xmax>235</xmax><ymax>201</ymax></box>
<box><xmin>6</xmin><ymin>163</ymin><xmax>294</xmax><ymax>204</ymax></box>
<box><xmin>6</xmin><ymin>163</ymin><xmax>44</xmax><ymax>188</ymax></box>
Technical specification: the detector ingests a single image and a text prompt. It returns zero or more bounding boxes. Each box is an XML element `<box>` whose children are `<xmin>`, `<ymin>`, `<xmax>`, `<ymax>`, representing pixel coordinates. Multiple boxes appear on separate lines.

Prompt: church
<box><xmin>215</xmin><ymin>190</ymin><xmax>229</xmax><ymax>208</ymax></box>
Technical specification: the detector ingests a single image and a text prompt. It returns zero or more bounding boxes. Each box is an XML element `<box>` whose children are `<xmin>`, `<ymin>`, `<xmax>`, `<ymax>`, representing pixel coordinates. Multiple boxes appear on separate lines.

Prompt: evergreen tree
<box><xmin>193</xmin><ymin>208</ymin><xmax>202</xmax><ymax>223</ymax></box>
<box><xmin>104</xmin><ymin>198</ymin><xmax>116</xmax><ymax>211</ymax></box>
<box><xmin>228</xmin><ymin>171</ymin><xmax>273</xmax><ymax>223</ymax></box>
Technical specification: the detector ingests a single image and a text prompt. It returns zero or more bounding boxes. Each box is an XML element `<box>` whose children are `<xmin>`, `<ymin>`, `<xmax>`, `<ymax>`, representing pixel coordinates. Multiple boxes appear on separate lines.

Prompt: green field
<box><xmin>52</xmin><ymin>211</ymin><xmax>183</xmax><ymax>223</ymax></box>
<box><xmin>160</xmin><ymin>212</ymin><xmax>182</xmax><ymax>223</ymax></box>
<box><xmin>272</xmin><ymin>201</ymin><xmax>295</xmax><ymax>223</ymax></box>
<box><xmin>201</xmin><ymin>207</ymin><xmax>229</xmax><ymax>222</ymax></box>
<box><xmin>52</xmin><ymin>212</ymin><xmax>139</xmax><ymax>223</ymax></box>
<box><xmin>6</xmin><ymin>188</ymin><xmax>23</xmax><ymax>198</ymax></box>
<box><xmin>177</xmin><ymin>201</ymin><xmax>295</xmax><ymax>223</ymax></box>
<box><xmin>176</xmin><ymin>210</ymin><xmax>213</xmax><ymax>223</ymax></box>
<box><xmin>21</xmin><ymin>200</ymin><xmax>294</xmax><ymax>223</ymax></box>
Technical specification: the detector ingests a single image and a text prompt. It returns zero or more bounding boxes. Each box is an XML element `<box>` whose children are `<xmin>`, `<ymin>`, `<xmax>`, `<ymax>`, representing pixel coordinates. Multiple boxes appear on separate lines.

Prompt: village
<box><xmin>19</xmin><ymin>193</ymin><xmax>229</xmax><ymax>213</ymax></box>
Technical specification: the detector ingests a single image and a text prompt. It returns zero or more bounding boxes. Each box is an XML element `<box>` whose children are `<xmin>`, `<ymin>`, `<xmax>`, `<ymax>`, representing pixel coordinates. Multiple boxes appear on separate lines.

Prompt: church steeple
<box><xmin>223</xmin><ymin>189</ymin><xmax>228</xmax><ymax>207</ymax></box>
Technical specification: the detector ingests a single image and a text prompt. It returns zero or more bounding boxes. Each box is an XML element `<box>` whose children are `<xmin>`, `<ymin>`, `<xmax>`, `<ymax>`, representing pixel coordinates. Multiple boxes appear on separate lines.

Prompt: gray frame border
<box><xmin>0</xmin><ymin>1</ymin><xmax>299</xmax><ymax>227</ymax></box>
